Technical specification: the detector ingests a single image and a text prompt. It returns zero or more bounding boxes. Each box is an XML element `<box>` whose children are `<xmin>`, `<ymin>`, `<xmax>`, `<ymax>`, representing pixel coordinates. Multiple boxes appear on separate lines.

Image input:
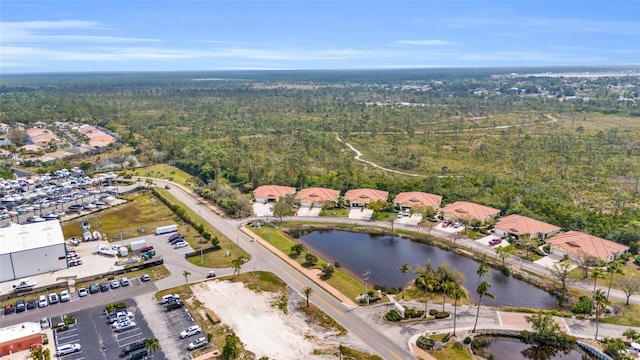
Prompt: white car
<box><xmin>60</xmin><ymin>289</ymin><xmax>70</xmax><ymax>302</ymax></box>
<box><xmin>110</xmin><ymin>279</ymin><xmax>120</xmax><ymax>289</ymax></box>
<box><xmin>174</xmin><ymin>241</ymin><xmax>188</xmax><ymax>249</ymax></box>
<box><xmin>113</xmin><ymin>321</ymin><xmax>136</xmax><ymax>332</ymax></box>
<box><xmin>48</xmin><ymin>293</ymin><xmax>59</xmax><ymax>304</ymax></box>
<box><xmin>38</xmin><ymin>295</ymin><xmax>48</xmax><ymax>308</ymax></box>
<box><xmin>78</xmin><ymin>288</ymin><xmax>88</xmax><ymax>297</ymax></box>
<box><xmin>180</xmin><ymin>325</ymin><xmax>201</xmax><ymax>339</ymax></box>
<box><xmin>188</xmin><ymin>337</ymin><xmax>208</xmax><ymax>350</ymax></box>
<box><xmin>160</xmin><ymin>294</ymin><xmax>180</xmax><ymax>304</ymax></box>
<box><xmin>56</xmin><ymin>343</ymin><xmax>81</xmax><ymax>356</ymax></box>
<box><xmin>120</xmin><ymin>277</ymin><xmax>131</xmax><ymax>287</ymax></box>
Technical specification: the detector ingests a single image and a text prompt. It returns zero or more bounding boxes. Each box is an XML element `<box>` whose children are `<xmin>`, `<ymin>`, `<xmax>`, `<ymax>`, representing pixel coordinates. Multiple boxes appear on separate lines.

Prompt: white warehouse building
<box><xmin>0</xmin><ymin>221</ymin><xmax>68</xmax><ymax>282</ymax></box>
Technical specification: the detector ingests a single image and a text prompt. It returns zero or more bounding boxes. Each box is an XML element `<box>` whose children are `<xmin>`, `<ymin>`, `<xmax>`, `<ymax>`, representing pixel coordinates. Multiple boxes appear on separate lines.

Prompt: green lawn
<box><xmin>319</xmin><ymin>208</ymin><xmax>350</xmax><ymax>217</ymax></box>
<box><xmin>251</xmin><ymin>226</ymin><xmax>365</xmax><ymax>302</ymax></box>
<box><xmin>62</xmin><ymin>192</ymin><xmax>179</xmax><ymax>241</ymax></box>
<box><xmin>126</xmin><ymin>164</ymin><xmax>195</xmax><ymax>186</ymax></box>
<box><xmin>598</xmin><ymin>303</ymin><xmax>640</xmax><ymax>327</ymax></box>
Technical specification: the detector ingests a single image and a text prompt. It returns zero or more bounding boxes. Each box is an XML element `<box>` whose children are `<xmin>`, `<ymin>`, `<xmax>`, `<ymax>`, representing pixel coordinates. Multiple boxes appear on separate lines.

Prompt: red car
<box><xmin>138</xmin><ymin>246</ymin><xmax>154</xmax><ymax>253</ymax></box>
<box><xmin>3</xmin><ymin>303</ymin><xmax>14</xmax><ymax>314</ymax></box>
<box><xmin>489</xmin><ymin>238</ymin><xmax>502</xmax><ymax>246</ymax></box>
<box><xmin>442</xmin><ymin>220</ymin><xmax>452</xmax><ymax>227</ymax></box>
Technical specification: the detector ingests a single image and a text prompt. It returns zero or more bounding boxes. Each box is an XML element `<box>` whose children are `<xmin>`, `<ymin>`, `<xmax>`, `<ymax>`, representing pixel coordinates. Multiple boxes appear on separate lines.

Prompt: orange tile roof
<box><xmin>295</xmin><ymin>187</ymin><xmax>340</xmax><ymax>202</ymax></box>
<box><xmin>495</xmin><ymin>214</ymin><xmax>561</xmax><ymax>236</ymax></box>
<box><xmin>344</xmin><ymin>188</ymin><xmax>389</xmax><ymax>204</ymax></box>
<box><xmin>253</xmin><ymin>185</ymin><xmax>296</xmax><ymax>199</ymax></box>
<box><xmin>548</xmin><ymin>231</ymin><xmax>629</xmax><ymax>260</ymax></box>
<box><xmin>440</xmin><ymin>201</ymin><xmax>500</xmax><ymax>222</ymax></box>
<box><xmin>394</xmin><ymin>192</ymin><xmax>443</xmax><ymax>208</ymax></box>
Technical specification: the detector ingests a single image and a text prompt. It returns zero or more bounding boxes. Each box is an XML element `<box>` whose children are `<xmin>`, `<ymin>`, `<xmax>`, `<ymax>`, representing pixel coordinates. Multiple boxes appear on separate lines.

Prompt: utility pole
<box><xmin>363</xmin><ymin>269</ymin><xmax>371</xmax><ymax>305</ymax></box>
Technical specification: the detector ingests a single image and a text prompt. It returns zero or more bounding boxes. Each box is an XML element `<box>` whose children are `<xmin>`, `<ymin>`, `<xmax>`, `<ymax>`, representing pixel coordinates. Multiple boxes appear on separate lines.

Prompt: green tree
<box><xmin>182</xmin><ymin>270</ymin><xmax>191</xmax><ymax>284</ymax></box>
<box><xmin>211</xmin><ymin>236</ymin><xmax>220</xmax><ymax>249</ymax></box>
<box><xmin>623</xmin><ymin>328</ymin><xmax>640</xmax><ymax>342</ymax></box>
<box><xmin>603</xmin><ymin>337</ymin><xmax>629</xmax><ymax>360</ymax></box>
<box><xmin>415</xmin><ymin>261</ymin><xmax>436</xmax><ymax>315</ymax></box>
<box><xmin>476</xmin><ymin>261</ymin><xmax>489</xmax><ymax>287</ymax></box>
<box><xmin>450</xmin><ymin>286</ymin><xmax>467</xmax><ymax>336</ymax></box>
<box><xmin>303</xmin><ymin>286</ymin><xmax>313</xmax><ymax>307</ymax></box>
<box><xmin>591</xmin><ymin>267</ymin><xmax>604</xmax><ymax>292</ymax></box>
<box><xmin>320</xmin><ymin>263</ymin><xmax>334</xmax><ymax>279</ymax></box>
<box><xmin>231</xmin><ymin>256</ymin><xmax>246</xmax><ymax>278</ymax></box>
<box><xmin>273</xmin><ymin>194</ymin><xmax>295</xmax><ymax>222</ymax></box>
<box><xmin>593</xmin><ymin>289</ymin><xmax>609</xmax><ymax>340</ymax></box>
<box><xmin>290</xmin><ymin>243</ymin><xmax>306</xmax><ymax>258</ymax></box>
<box><xmin>620</xmin><ymin>277</ymin><xmax>640</xmax><ymax>305</ymax></box>
<box><xmin>304</xmin><ymin>252</ymin><xmax>318</xmax><ymax>266</ymax></box>
<box><xmin>472</xmin><ymin>281</ymin><xmax>495</xmax><ymax>333</ymax></box>
<box><xmin>605</xmin><ymin>260</ymin><xmax>624</xmax><ymax>300</ymax></box>
<box><xmin>144</xmin><ymin>338</ymin><xmax>160</xmax><ymax>358</ymax></box>
<box><xmin>222</xmin><ymin>332</ymin><xmax>241</xmax><ymax>359</ymax></box>
<box><xmin>521</xmin><ymin>313</ymin><xmax>573</xmax><ymax>348</ymax></box>
<box><xmin>398</xmin><ymin>263</ymin><xmax>411</xmax><ymax>299</ymax></box>
<box><xmin>550</xmin><ymin>261</ymin><xmax>572</xmax><ymax>291</ymax></box>
<box><xmin>495</xmin><ymin>246</ymin><xmax>511</xmax><ymax>266</ymax></box>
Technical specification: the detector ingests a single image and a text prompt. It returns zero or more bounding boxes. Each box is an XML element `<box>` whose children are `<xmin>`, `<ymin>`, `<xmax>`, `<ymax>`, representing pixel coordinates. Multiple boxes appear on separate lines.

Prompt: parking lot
<box><xmin>134</xmin><ymin>294</ymin><xmax>199</xmax><ymax>360</ymax></box>
<box><xmin>53</xmin><ymin>299</ymin><xmax>166</xmax><ymax>360</ymax></box>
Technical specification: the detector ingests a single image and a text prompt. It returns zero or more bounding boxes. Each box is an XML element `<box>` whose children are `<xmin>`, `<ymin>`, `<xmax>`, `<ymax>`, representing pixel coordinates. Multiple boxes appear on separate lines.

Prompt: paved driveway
<box><xmin>252</xmin><ymin>203</ymin><xmax>273</xmax><ymax>217</ymax></box>
<box><xmin>296</xmin><ymin>206</ymin><xmax>321</xmax><ymax>217</ymax></box>
<box><xmin>348</xmin><ymin>208</ymin><xmax>373</xmax><ymax>220</ymax></box>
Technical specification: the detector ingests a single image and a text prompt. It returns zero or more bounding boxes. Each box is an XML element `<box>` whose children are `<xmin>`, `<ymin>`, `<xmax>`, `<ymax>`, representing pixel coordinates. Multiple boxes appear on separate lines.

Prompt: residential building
<box><xmin>253</xmin><ymin>185</ymin><xmax>296</xmax><ymax>203</ymax></box>
<box><xmin>440</xmin><ymin>201</ymin><xmax>500</xmax><ymax>223</ymax></box>
<box><xmin>344</xmin><ymin>188</ymin><xmax>389</xmax><ymax>207</ymax></box>
<box><xmin>547</xmin><ymin>231</ymin><xmax>629</xmax><ymax>262</ymax></box>
<box><xmin>295</xmin><ymin>187</ymin><xmax>340</xmax><ymax>208</ymax></box>
<box><xmin>393</xmin><ymin>191</ymin><xmax>443</xmax><ymax>210</ymax></box>
<box><xmin>494</xmin><ymin>214</ymin><xmax>561</xmax><ymax>240</ymax></box>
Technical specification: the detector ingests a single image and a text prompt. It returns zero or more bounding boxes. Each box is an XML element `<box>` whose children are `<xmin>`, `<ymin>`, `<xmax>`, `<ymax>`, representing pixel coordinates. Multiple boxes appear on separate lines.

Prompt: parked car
<box><xmin>114</xmin><ymin>321</ymin><xmax>137</xmax><ymax>332</ymax></box>
<box><xmin>26</xmin><ymin>299</ymin><xmax>37</xmax><ymax>310</ymax></box>
<box><xmin>121</xmin><ymin>277</ymin><xmax>131</xmax><ymax>286</ymax></box>
<box><xmin>89</xmin><ymin>283</ymin><xmax>100</xmax><ymax>294</ymax></box>
<box><xmin>140</xmin><ymin>274</ymin><xmax>151</xmax><ymax>282</ymax></box>
<box><xmin>165</xmin><ymin>299</ymin><xmax>184</xmax><ymax>311</ymax></box>
<box><xmin>207</xmin><ymin>271</ymin><xmax>216</xmax><ymax>278</ymax></box>
<box><xmin>138</xmin><ymin>245</ymin><xmax>154</xmax><ymax>253</ymax></box>
<box><xmin>100</xmin><ymin>283</ymin><xmax>110</xmax><ymax>292</ymax></box>
<box><xmin>78</xmin><ymin>288</ymin><xmax>88</xmax><ymax>297</ymax></box>
<box><xmin>174</xmin><ymin>241</ymin><xmax>188</xmax><ymax>249</ymax></box>
<box><xmin>164</xmin><ymin>185</ymin><xmax>171</xmax><ymax>189</ymax></box>
<box><xmin>123</xmin><ymin>348</ymin><xmax>147</xmax><ymax>360</ymax></box>
<box><xmin>169</xmin><ymin>237</ymin><xmax>185</xmax><ymax>245</ymax></box>
<box><xmin>442</xmin><ymin>220</ymin><xmax>452</xmax><ymax>227</ymax></box>
<box><xmin>60</xmin><ymin>289</ymin><xmax>70</xmax><ymax>302</ymax></box>
<box><xmin>452</xmin><ymin>221</ymin><xmax>463</xmax><ymax>228</ymax></box>
<box><xmin>15</xmin><ymin>299</ymin><xmax>25</xmax><ymax>313</ymax></box>
<box><xmin>111</xmin><ymin>280</ymin><xmax>121</xmax><ymax>289</ymax></box>
<box><xmin>48</xmin><ymin>293</ymin><xmax>59</xmax><ymax>304</ymax></box>
<box><xmin>38</xmin><ymin>295</ymin><xmax>48</xmax><ymax>308</ymax></box>
<box><xmin>188</xmin><ymin>337</ymin><xmax>208</xmax><ymax>350</ymax></box>
<box><xmin>180</xmin><ymin>325</ymin><xmax>202</xmax><ymax>339</ymax></box>
<box><xmin>489</xmin><ymin>238</ymin><xmax>502</xmax><ymax>246</ymax></box>
<box><xmin>160</xmin><ymin>294</ymin><xmax>180</xmax><ymax>304</ymax></box>
<box><xmin>168</xmin><ymin>233</ymin><xmax>182</xmax><ymax>241</ymax></box>
<box><xmin>3</xmin><ymin>303</ymin><xmax>14</xmax><ymax>314</ymax></box>
<box><xmin>119</xmin><ymin>340</ymin><xmax>146</xmax><ymax>357</ymax></box>
<box><xmin>56</xmin><ymin>343</ymin><xmax>81</xmax><ymax>356</ymax></box>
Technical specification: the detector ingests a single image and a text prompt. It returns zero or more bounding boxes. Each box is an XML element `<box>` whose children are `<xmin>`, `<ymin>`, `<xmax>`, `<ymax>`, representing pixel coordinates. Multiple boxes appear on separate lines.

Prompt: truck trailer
<box><xmin>155</xmin><ymin>224</ymin><xmax>178</xmax><ymax>235</ymax></box>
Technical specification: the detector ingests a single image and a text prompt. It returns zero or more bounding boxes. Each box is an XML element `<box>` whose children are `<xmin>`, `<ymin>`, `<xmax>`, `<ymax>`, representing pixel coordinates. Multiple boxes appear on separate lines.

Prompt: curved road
<box><xmin>155</xmin><ymin>180</ymin><xmax>414</xmax><ymax>360</ymax></box>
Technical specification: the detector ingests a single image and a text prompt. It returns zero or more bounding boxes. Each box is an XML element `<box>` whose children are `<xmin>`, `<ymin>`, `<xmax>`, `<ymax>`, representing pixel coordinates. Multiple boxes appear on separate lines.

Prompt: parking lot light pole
<box><xmin>363</xmin><ymin>269</ymin><xmax>371</xmax><ymax>305</ymax></box>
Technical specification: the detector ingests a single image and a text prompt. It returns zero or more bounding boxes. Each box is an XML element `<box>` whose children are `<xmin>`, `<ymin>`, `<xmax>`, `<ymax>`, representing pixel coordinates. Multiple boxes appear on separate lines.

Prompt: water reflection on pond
<box><xmin>483</xmin><ymin>337</ymin><xmax>592</xmax><ymax>360</ymax></box>
<box><xmin>299</xmin><ymin>230</ymin><xmax>557</xmax><ymax>308</ymax></box>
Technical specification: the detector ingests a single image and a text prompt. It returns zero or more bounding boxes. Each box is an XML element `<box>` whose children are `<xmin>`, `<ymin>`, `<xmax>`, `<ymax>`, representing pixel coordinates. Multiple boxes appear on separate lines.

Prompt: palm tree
<box><xmin>605</xmin><ymin>260</ymin><xmax>624</xmax><ymax>300</ymax></box>
<box><xmin>472</xmin><ymin>281</ymin><xmax>495</xmax><ymax>333</ymax></box>
<box><xmin>495</xmin><ymin>246</ymin><xmax>511</xmax><ymax>266</ymax></box>
<box><xmin>415</xmin><ymin>275</ymin><xmax>435</xmax><ymax>316</ymax></box>
<box><xmin>303</xmin><ymin>286</ymin><xmax>313</xmax><ymax>307</ymax></box>
<box><xmin>398</xmin><ymin>264</ymin><xmax>411</xmax><ymax>299</ymax></box>
<box><xmin>591</xmin><ymin>267</ymin><xmax>604</xmax><ymax>292</ymax></box>
<box><xmin>182</xmin><ymin>270</ymin><xmax>191</xmax><ymax>284</ymax></box>
<box><xmin>144</xmin><ymin>338</ymin><xmax>160</xmax><ymax>358</ymax></box>
<box><xmin>593</xmin><ymin>289</ymin><xmax>609</xmax><ymax>340</ymax></box>
<box><xmin>231</xmin><ymin>256</ymin><xmax>246</xmax><ymax>278</ymax></box>
<box><xmin>441</xmin><ymin>280</ymin><xmax>456</xmax><ymax>312</ymax></box>
<box><xmin>451</xmin><ymin>286</ymin><xmax>468</xmax><ymax>336</ymax></box>
<box><xmin>476</xmin><ymin>261</ymin><xmax>489</xmax><ymax>286</ymax></box>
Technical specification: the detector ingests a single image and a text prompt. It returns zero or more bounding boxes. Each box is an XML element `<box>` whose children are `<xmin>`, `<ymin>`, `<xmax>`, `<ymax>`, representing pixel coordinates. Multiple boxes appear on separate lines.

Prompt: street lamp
<box><xmin>363</xmin><ymin>269</ymin><xmax>371</xmax><ymax>305</ymax></box>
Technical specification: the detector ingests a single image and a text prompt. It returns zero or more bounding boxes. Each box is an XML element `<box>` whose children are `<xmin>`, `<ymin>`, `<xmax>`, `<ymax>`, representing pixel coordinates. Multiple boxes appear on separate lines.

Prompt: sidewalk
<box><xmin>240</xmin><ymin>226</ymin><xmax>358</xmax><ymax>307</ymax></box>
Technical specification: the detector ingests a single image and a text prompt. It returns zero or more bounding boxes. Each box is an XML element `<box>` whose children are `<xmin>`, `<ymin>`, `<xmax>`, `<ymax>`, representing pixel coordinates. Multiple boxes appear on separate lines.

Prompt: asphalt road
<box><xmin>155</xmin><ymin>180</ymin><xmax>415</xmax><ymax>360</ymax></box>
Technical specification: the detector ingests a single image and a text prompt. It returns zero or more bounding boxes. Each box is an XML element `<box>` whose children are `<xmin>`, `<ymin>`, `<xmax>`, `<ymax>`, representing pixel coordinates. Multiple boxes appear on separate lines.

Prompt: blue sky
<box><xmin>1</xmin><ymin>0</ymin><xmax>639</xmax><ymax>73</ymax></box>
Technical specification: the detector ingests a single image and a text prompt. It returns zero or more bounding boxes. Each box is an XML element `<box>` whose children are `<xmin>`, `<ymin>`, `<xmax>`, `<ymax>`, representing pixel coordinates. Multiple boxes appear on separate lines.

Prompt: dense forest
<box><xmin>1</xmin><ymin>67</ymin><xmax>639</xmax><ymax>251</ymax></box>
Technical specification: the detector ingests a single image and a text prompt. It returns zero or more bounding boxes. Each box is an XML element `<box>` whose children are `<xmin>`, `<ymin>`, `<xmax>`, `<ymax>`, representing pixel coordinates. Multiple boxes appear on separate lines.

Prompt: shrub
<box><xmin>434</xmin><ymin>311</ymin><xmax>450</xmax><ymax>319</ymax></box>
<box><xmin>404</xmin><ymin>307</ymin><xmax>425</xmax><ymax>319</ymax></box>
<box><xmin>499</xmin><ymin>265</ymin><xmax>511</xmax><ymax>276</ymax></box>
<box><xmin>463</xmin><ymin>337</ymin><xmax>472</xmax><ymax>344</ymax></box>
<box><xmin>385</xmin><ymin>309</ymin><xmax>402</xmax><ymax>322</ymax></box>
<box><xmin>334</xmin><ymin>261</ymin><xmax>341</xmax><ymax>268</ymax></box>
<box><xmin>571</xmin><ymin>296</ymin><xmax>593</xmax><ymax>315</ymax></box>
<box><xmin>441</xmin><ymin>333</ymin><xmax>451</xmax><ymax>343</ymax></box>
<box><xmin>416</xmin><ymin>336</ymin><xmax>435</xmax><ymax>350</ymax></box>
<box><xmin>429</xmin><ymin>309</ymin><xmax>439</xmax><ymax>316</ymax></box>
<box><xmin>453</xmin><ymin>342</ymin><xmax>464</xmax><ymax>350</ymax></box>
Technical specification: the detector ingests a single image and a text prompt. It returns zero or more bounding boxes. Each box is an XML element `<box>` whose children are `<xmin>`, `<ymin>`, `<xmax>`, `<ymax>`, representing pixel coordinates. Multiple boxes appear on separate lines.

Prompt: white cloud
<box><xmin>395</xmin><ymin>40</ymin><xmax>457</xmax><ymax>46</ymax></box>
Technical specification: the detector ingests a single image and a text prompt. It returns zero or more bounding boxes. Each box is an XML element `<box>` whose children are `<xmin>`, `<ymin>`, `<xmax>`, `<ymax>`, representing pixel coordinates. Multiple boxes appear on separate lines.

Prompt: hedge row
<box><xmin>152</xmin><ymin>188</ymin><xmax>214</xmax><ymax>241</ymax></box>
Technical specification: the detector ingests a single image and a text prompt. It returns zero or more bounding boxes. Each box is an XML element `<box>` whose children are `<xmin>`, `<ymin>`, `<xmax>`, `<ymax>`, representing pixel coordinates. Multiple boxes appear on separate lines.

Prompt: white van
<box><xmin>160</xmin><ymin>294</ymin><xmax>180</xmax><ymax>304</ymax></box>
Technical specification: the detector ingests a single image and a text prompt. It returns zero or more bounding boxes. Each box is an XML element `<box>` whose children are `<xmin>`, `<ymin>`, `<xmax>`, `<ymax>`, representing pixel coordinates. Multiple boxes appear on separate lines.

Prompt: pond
<box><xmin>299</xmin><ymin>230</ymin><xmax>557</xmax><ymax>308</ymax></box>
<box><xmin>483</xmin><ymin>337</ymin><xmax>593</xmax><ymax>360</ymax></box>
